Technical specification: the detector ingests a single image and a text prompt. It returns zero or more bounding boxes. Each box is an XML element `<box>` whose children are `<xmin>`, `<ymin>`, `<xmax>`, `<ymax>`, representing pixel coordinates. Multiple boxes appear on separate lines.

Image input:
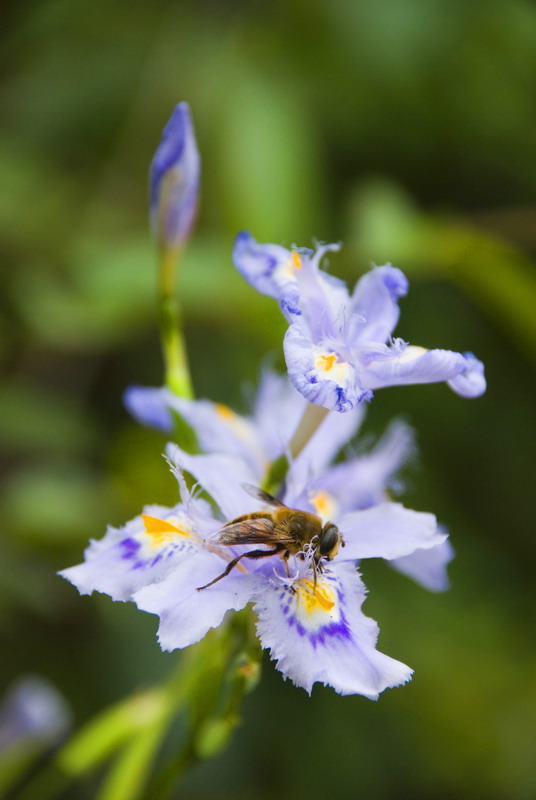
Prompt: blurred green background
<box><xmin>1</xmin><ymin>0</ymin><xmax>535</xmax><ymax>797</ymax></box>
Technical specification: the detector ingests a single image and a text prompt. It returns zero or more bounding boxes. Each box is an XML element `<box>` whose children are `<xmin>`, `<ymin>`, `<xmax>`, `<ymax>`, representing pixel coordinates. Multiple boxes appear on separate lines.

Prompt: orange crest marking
<box><xmin>142</xmin><ymin>514</ymin><xmax>190</xmax><ymax>547</ymax></box>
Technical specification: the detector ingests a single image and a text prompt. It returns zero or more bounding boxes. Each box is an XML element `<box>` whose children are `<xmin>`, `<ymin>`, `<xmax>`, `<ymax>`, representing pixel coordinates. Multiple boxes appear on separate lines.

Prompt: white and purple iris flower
<box><xmin>125</xmin><ymin>371</ymin><xmax>453</xmax><ymax>592</ymax></box>
<box><xmin>150</xmin><ymin>102</ymin><xmax>200</xmax><ymax>251</ymax></box>
<box><xmin>61</xmin><ymin>452</ymin><xmax>446</xmax><ymax>698</ymax></box>
<box><xmin>64</xmin><ymin>373</ymin><xmax>452</xmax><ymax>697</ymax></box>
<box><xmin>233</xmin><ymin>232</ymin><xmax>486</xmax><ymax>411</ymax></box>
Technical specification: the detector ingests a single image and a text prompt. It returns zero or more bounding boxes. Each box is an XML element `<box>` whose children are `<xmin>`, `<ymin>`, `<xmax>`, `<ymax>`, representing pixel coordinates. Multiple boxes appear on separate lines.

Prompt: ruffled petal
<box><xmin>310</xmin><ymin>420</ymin><xmax>414</xmax><ymax>513</ymax></box>
<box><xmin>284</xmin><ymin>323</ymin><xmax>371</xmax><ymax>412</ymax></box>
<box><xmin>166</xmin><ymin>445</ymin><xmax>260</xmax><ymax>520</ymax></box>
<box><xmin>338</xmin><ymin>503</ymin><xmax>444</xmax><ymax>561</ymax></box>
<box><xmin>233</xmin><ymin>232</ymin><xmax>302</xmax><ymax>319</ymax></box>
<box><xmin>133</xmin><ymin>551</ymin><xmax>260</xmax><ymax>650</ymax></box>
<box><xmin>294</xmin><ymin>251</ymin><xmax>349</xmax><ymax>341</ymax></box>
<box><xmin>447</xmin><ymin>353</ymin><xmax>486</xmax><ymax>398</ymax></box>
<box><xmin>360</xmin><ymin>344</ymin><xmax>473</xmax><ymax>391</ymax></box>
<box><xmin>350</xmin><ymin>265</ymin><xmax>408</xmax><ymax>344</ymax></box>
<box><xmin>123</xmin><ymin>385</ymin><xmax>174</xmax><ymax>432</ymax></box>
<box><xmin>253</xmin><ymin>562</ymin><xmax>413</xmax><ymax>697</ymax></box>
<box><xmin>59</xmin><ymin>505</ymin><xmax>199</xmax><ymax>602</ymax></box>
<box><xmin>391</xmin><ymin>538</ymin><xmax>454</xmax><ymax>592</ymax></box>
<box><xmin>253</xmin><ymin>370</ymin><xmax>306</xmax><ymax>461</ymax></box>
<box><xmin>167</xmin><ymin>395</ymin><xmax>265</xmax><ymax>475</ymax></box>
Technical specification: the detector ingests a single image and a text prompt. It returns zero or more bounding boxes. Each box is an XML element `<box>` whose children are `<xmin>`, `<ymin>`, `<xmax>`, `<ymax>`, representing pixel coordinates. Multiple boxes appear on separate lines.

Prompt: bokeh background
<box><xmin>1</xmin><ymin>0</ymin><xmax>535</xmax><ymax>797</ymax></box>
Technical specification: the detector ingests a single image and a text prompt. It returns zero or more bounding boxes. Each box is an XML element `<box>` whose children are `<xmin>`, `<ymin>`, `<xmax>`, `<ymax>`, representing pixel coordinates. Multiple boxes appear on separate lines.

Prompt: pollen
<box><xmin>313</xmin><ymin>349</ymin><xmax>351</xmax><ymax>383</ymax></box>
<box><xmin>296</xmin><ymin>579</ymin><xmax>336</xmax><ymax>614</ymax></box>
<box><xmin>142</xmin><ymin>514</ymin><xmax>190</xmax><ymax>547</ymax></box>
<box><xmin>314</xmin><ymin>352</ymin><xmax>337</xmax><ymax>372</ymax></box>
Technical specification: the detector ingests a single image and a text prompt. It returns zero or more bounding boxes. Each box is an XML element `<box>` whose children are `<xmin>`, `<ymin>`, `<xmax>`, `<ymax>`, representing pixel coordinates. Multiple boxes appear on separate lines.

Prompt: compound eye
<box><xmin>319</xmin><ymin>524</ymin><xmax>340</xmax><ymax>558</ymax></box>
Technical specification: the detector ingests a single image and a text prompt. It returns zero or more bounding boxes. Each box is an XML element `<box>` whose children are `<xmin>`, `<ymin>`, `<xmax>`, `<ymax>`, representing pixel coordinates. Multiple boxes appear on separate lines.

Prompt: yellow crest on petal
<box><xmin>141</xmin><ymin>514</ymin><xmax>190</xmax><ymax>547</ymax></box>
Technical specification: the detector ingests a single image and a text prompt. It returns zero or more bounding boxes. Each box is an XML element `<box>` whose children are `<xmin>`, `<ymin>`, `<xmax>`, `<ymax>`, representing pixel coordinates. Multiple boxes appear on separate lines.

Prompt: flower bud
<box><xmin>149</xmin><ymin>102</ymin><xmax>200</xmax><ymax>251</ymax></box>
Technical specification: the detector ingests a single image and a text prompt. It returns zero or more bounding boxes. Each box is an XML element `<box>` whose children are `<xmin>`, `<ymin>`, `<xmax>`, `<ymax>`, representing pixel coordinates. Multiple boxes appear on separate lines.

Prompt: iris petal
<box><xmin>254</xmin><ymin>563</ymin><xmax>413</xmax><ymax>697</ymax></box>
<box><xmin>133</xmin><ymin>552</ymin><xmax>261</xmax><ymax>651</ymax></box>
<box><xmin>350</xmin><ymin>264</ymin><xmax>408</xmax><ymax>344</ymax></box>
<box><xmin>338</xmin><ymin>503</ymin><xmax>444</xmax><ymax>561</ymax></box>
<box><xmin>59</xmin><ymin>505</ymin><xmax>198</xmax><ymax>602</ymax></box>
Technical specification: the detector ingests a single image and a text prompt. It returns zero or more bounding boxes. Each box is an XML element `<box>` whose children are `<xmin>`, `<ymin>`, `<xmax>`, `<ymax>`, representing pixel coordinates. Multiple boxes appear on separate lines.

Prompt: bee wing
<box><xmin>214</xmin><ymin>518</ymin><xmax>293</xmax><ymax>547</ymax></box>
<box><xmin>241</xmin><ymin>483</ymin><xmax>287</xmax><ymax>508</ymax></box>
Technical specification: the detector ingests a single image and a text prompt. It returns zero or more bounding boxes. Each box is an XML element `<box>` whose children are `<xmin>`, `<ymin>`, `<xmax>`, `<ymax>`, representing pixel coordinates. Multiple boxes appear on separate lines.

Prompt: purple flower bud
<box><xmin>150</xmin><ymin>102</ymin><xmax>200</xmax><ymax>250</ymax></box>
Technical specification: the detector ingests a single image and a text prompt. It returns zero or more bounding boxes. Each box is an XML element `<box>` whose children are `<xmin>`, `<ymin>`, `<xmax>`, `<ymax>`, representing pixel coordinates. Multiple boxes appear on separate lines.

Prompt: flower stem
<box><xmin>158</xmin><ymin>246</ymin><xmax>194</xmax><ymax>399</ymax></box>
<box><xmin>289</xmin><ymin>403</ymin><xmax>329</xmax><ymax>459</ymax></box>
<box><xmin>262</xmin><ymin>404</ymin><xmax>330</xmax><ymax>496</ymax></box>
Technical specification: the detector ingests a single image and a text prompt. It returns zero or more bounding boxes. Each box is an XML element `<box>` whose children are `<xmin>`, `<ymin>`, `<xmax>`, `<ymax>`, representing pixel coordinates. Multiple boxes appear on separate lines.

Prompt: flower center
<box><xmin>295</xmin><ymin>579</ymin><xmax>336</xmax><ymax>614</ymax></box>
<box><xmin>313</xmin><ymin>349</ymin><xmax>351</xmax><ymax>383</ymax></box>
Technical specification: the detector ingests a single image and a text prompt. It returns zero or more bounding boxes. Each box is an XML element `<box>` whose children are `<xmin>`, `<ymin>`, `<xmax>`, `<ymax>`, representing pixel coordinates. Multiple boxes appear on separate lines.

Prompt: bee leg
<box><xmin>312</xmin><ymin>557</ymin><xmax>318</xmax><ymax>590</ymax></box>
<box><xmin>283</xmin><ymin>551</ymin><xmax>291</xmax><ymax>577</ymax></box>
<box><xmin>197</xmin><ymin>546</ymin><xmax>283</xmax><ymax>591</ymax></box>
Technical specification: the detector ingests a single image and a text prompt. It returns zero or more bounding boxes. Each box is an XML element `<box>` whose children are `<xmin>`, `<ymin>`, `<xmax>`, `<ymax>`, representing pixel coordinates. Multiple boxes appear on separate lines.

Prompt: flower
<box><xmin>124</xmin><ymin>370</ymin><xmax>453</xmax><ymax>591</ymax></box>
<box><xmin>150</xmin><ymin>102</ymin><xmax>200</xmax><ymax>251</ymax></box>
<box><xmin>61</xmin><ymin>458</ymin><xmax>446</xmax><ymax>698</ymax></box>
<box><xmin>233</xmin><ymin>233</ymin><xmax>486</xmax><ymax>411</ymax></box>
<box><xmin>0</xmin><ymin>677</ymin><xmax>71</xmax><ymax>755</ymax></box>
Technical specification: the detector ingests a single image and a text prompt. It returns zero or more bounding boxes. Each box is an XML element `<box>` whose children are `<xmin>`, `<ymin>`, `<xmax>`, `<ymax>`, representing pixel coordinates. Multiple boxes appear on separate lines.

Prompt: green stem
<box><xmin>16</xmin><ymin>613</ymin><xmax>261</xmax><ymax>800</ymax></box>
<box><xmin>158</xmin><ymin>247</ymin><xmax>194</xmax><ymax>399</ymax></box>
<box><xmin>289</xmin><ymin>404</ymin><xmax>329</xmax><ymax>459</ymax></box>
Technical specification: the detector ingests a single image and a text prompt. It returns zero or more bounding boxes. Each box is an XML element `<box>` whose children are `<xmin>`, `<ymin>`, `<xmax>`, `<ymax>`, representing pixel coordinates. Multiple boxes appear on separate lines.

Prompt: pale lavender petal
<box><xmin>391</xmin><ymin>538</ymin><xmax>454</xmax><ymax>592</ymax></box>
<box><xmin>123</xmin><ymin>385</ymin><xmax>173</xmax><ymax>432</ymax></box>
<box><xmin>360</xmin><ymin>344</ymin><xmax>471</xmax><ymax>391</ymax></box>
<box><xmin>253</xmin><ymin>563</ymin><xmax>412</xmax><ymax>697</ymax></box>
<box><xmin>294</xmin><ymin>254</ymin><xmax>348</xmax><ymax>342</ymax></box>
<box><xmin>150</xmin><ymin>102</ymin><xmax>200</xmax><ymax>249</ymax></box>
<box><xmin>253</xmin><ymin>369</ymin><xmax>306</xmax><ymax>461</ymax></box>
<box><xmin>284</xmin><ymin>323</ymin><xmax>371</xmax><ymax>412</ymax></box>
<box><xmin>59</xmin><ymin>505</ymin><xmax>199</xmax><ymax>601</ymax></box>
<box><xmin>284</xmin><ymin>406</ymin><xmax>367</xmax><ymax>506</ymax></box>
<box><xmin>312</xmin><ymin>420</ymin><xmax>414</xmax><ymax>512</ymax></box>
<box><xmin>350</xmin><ymin>265</ymin><xmax>408</xmax><ymax>344</ymax></box>
<box><xmin>166</xmin><ymin>445</ymin><xmax>259</xmax><ymax>520</ymax></box>
<box><xmin>167</xmin><ymin>394</ymin><xmax>265</xmax><ymax>475</ymax></box>
<box><xmin>338</xmin><ymin>503</ymin><xmax>444</xmax><ymax>561</ymax></box>
<box><xmin>233</xmin><ymin>232</ymin><xmax>302</xmax><ymax>319</ymax></box>
<box><xmin>134</xmin><ymin>551</ymin><xmax>260</xmax><ymax>650</ymax></box>
<box><xmin>447</xmin><ymin>353</ymin><xmax>486</xmax><ymax>398</ymax></box>
<box><xmin>303</xmin><ymin>404</ymin><xmax>365</xmax><ymax>473</ymax></box>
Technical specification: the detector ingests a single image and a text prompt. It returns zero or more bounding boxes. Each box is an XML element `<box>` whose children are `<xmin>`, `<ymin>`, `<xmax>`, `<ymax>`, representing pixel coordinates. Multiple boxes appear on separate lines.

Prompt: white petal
<box><xmin>338</xmin><ymin>503</ymin><xmax>444</xmax><ymax>561</ymax></box>
<box><xmin>391</xmin><ymin>539</ymin><xmax>454</xmax><ymax>591</ymax></box>
<box><xmin>59</xmin><ymin>505</ymin><xmax>199</xmax><ymax>602</ymax></box>
<box><xmin>133</xmin><ymin>551</ymin><xmax>260</xmax><ymax>650</ymax></box>
<box><xmin>253</xmin><ymin>563</ymin><xmax>412</xmax><ymax>697</ymax></box>
<box><xmin>350</xmin><ymin>264</ymin><xmax>408</xmax><ymax>344</ymax></box>
<box><xmin>166</xmin><ymin>445</ymin><xmax>260</xmax><ymax>520</ymax></box>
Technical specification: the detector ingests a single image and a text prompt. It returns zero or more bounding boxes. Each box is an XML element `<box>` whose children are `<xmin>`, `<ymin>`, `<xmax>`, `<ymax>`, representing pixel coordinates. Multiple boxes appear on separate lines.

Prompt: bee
<box><xmin>197</xmin><ymin>484</ymin><xmax>344</xmax><ymax>591</ymax></box>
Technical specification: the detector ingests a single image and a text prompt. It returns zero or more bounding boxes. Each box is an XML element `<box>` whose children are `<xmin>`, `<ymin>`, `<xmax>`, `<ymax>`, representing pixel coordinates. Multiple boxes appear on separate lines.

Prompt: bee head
<box><xmin>318</xmin><ymin>522</ymin><xmax>341</xmax><ymax>560</ymax></box>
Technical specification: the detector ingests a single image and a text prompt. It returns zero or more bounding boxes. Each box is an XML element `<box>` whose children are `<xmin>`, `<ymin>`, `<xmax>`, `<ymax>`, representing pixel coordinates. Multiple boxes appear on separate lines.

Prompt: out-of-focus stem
<box><xmin>158</xmin><ymin>247</ymin><xmax>194</xmax><ymax>399</ymax></box>
<box><xmin>289</xmin><ymin>404</ymin><xmax>329</xmax><ymax>459</ymax></box>
<box><xmin>262</xmin><ymin>404</ymin><xmax>329</xmax><ymax>496</ymax></box>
